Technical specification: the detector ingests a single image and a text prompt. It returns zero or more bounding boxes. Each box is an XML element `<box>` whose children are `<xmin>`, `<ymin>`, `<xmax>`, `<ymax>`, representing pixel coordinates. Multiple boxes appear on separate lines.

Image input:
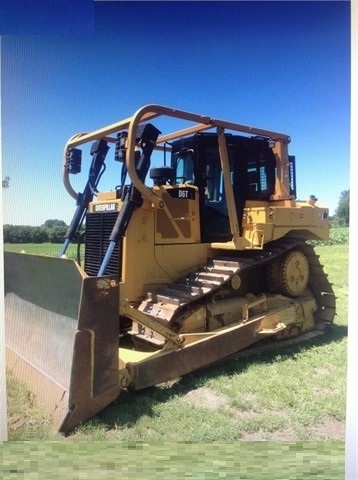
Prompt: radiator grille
<box><xmin>84</xmin><ymin>212</ymin><xmax>120</xmax><ymax>276</ymax></box>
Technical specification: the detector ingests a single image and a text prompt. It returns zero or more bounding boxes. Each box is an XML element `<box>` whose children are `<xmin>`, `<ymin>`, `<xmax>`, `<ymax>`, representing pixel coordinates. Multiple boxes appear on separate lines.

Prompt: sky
<box><xmin>1</xmin><ymin>1</ymin><xmax>351</xmax><ymax>226</ymax></box>
<box><xmin>0</xmin><ymin>0</ymin><xmax>94</xmax><ymax>35</ymax></box>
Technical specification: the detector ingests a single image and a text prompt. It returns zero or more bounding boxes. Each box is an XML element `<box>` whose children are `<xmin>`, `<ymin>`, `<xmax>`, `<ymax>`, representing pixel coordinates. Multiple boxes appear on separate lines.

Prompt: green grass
<box><xmin>5</xmin><ymin>374</ymin><xmax>54</xmax><ymax>441</ymax></box>
<box><xmin>5</xmin><ymin>243</ymin><xmax>348</xmax><ymax>442</ymax></box>
<box><xmin>0</xmin><ymin>442</ymin><xmax>345</xmax><ymax>480</ymax></box>
<box><xmin>4</xmin><ymin>242</ymin><xmax>80</xmax><ymax>260</ymax></box>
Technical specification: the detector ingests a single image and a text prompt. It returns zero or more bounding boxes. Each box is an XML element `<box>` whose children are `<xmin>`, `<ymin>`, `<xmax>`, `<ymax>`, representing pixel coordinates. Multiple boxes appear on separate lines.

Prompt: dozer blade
<box><xmin>4</xmin><ymin>252</ymin><xmax>120</xmax><ymax>433</ymax></box>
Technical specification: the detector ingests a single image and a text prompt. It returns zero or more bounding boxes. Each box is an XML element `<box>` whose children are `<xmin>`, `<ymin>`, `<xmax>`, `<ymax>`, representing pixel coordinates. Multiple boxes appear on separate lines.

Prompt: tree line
<box><xmin>3</xmin><ymin>220</ymin><xmax>68</xmax><ymax>244</ymax></box>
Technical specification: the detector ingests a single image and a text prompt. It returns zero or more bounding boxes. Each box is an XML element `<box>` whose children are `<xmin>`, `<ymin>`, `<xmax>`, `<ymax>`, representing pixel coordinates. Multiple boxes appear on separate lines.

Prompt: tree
<box><xmin>47</xmin><ymin>225</ymin><xmax>67</xmax><ymax>243</ymax></box>
<box><xmin>42</xmin><ymin>219</ymin><xmax>67</xmax><ymax>229</ymax></box>
<box><xmin>31</xmin><ymin>226</ymin><xmax>49</xmax><ymax>243</ymax></box>
<box><xmin>334</xmin><ymin>189</ymin><xmax>349</xmax><ymax>226</ymax></box>
<box><xmin>2</xmin><ymin>175</ymin><xmax>10</xmax><ymax>189</ymax></box>
<box><xmin>3</xmin><ymin>225</ymin><xmax>16</xmax><ymax>243</ymax></box>
<box><xmin>42</xmin><ymin>219</ymin><xmax>68</xmax><ymax>243</ymax></box>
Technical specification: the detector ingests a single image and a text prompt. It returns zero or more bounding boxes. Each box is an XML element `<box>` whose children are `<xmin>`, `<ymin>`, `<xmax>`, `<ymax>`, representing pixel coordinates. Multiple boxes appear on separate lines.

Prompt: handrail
<box><xmin>62</xmin><ymin>104</ymin><xmax>291</xmax><ymax>205</ymax></box>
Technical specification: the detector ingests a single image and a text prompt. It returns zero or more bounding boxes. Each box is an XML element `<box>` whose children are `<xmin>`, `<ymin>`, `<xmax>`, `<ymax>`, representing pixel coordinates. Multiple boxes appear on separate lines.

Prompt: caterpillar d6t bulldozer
<box><xmin>4</xmin><ymin>105</ymin><xmax>335</xmax><ymax>433</ymax></box>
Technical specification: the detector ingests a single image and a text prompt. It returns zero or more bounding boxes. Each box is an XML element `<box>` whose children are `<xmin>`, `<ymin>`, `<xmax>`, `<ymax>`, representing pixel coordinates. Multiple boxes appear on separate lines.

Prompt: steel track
<box><xmin>136</xmin><ymin>238</ymin><xmax>335</xmax><ymax>344</ymax></box>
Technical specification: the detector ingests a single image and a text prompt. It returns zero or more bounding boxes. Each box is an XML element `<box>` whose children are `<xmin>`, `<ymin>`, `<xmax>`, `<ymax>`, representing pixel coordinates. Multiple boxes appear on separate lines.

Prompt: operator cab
<box><xmin>170</xmin><ymin>133</ymin><xmax>282</xmax><ymax>243</ymax></box>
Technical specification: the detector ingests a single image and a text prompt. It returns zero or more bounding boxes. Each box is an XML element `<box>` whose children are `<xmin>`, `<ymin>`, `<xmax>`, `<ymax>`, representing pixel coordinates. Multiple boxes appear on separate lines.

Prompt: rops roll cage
<box><xmin>62</xmin><ymin>104</ymin><xmax>292</xmax><ymax>258</ymax></box>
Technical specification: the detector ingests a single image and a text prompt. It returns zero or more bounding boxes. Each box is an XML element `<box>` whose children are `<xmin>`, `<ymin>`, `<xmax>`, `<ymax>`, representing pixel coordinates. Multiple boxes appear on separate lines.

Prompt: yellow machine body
<box><xmin>4</xmin><ymin>105</ymin><xmax>335</xmax><ymax>432</ymax></box>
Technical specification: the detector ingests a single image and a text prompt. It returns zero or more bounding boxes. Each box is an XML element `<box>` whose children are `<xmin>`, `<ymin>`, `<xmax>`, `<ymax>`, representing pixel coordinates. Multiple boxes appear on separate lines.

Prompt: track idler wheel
<box><xmin>267</xmin><ymin>249</ymin><xmax>309</xmax><ymax>297</ymax></box>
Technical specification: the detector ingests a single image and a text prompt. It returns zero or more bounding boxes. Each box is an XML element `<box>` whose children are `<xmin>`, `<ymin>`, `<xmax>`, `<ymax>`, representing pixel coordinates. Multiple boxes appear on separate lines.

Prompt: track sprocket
<box><xmin>267</xmin><ymin>249</ymin><xmax>309</xmax><ymax>297</ymax></box>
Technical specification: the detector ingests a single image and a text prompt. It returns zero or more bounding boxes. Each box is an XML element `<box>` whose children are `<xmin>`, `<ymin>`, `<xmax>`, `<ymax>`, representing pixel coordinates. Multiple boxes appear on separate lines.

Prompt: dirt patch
<box><xmin>8</xmin><ymin>415</ymin><xmax>25</xmax><ymax>431</ymax></box>
<box><xmin>183</xmin><ymin>386</ymin><xmax>266</xmax><ymax>427</ymax></box>
<box><xmin>240</xmin><ymin>416</ymin><xmax>345</xmax><ymax>441</ymax></box>
<box><xmin>241</xmin><ymin>428</ymin><xmax>298</xmax><ymax>441</ymax></box>
<box><xmin>314</xmin><ymin>366</ymin><xmax>333</xmax><ymax>376</ymax></box>
<box><xmin>307</xmin><ymin>416</ymin><xmax>345</xmax><ymax>440</ymax></box>
<box><xmin>183</xmin><ymin>387</ymin><xmax>229</xmax><ymax>410</ymax></box>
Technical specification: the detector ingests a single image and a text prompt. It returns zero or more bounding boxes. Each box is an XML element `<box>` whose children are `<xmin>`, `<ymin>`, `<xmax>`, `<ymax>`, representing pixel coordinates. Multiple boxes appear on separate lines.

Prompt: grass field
<box><xmin>4</xmin><ymin>242</ymin><xmax>80</xmax><ymax>259</ymax></box>
<box><xmin>5</xmin><ymin>242</ymin><xmax>348</xmax><ymax>443</ymax></box>
<box><xmin>0</xmin><ymin>441</ymin><xmax>345</xmax><ymax>480</ymax></box>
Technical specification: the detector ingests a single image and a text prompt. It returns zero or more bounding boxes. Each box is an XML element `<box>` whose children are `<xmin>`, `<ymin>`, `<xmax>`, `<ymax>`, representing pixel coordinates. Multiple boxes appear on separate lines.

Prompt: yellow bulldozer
<box><xmin>4</xmin><ymin>105</ymin><xmax>335</xmax><ymax>433</ymax></box>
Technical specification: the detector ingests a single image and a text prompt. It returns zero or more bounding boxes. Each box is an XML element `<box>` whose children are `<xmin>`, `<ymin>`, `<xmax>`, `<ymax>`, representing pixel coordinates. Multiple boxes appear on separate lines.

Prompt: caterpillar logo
<box><xmin>93</xmin><ymin>203</ymin><xmax>117</xmax><ymax>212</ymax></box>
